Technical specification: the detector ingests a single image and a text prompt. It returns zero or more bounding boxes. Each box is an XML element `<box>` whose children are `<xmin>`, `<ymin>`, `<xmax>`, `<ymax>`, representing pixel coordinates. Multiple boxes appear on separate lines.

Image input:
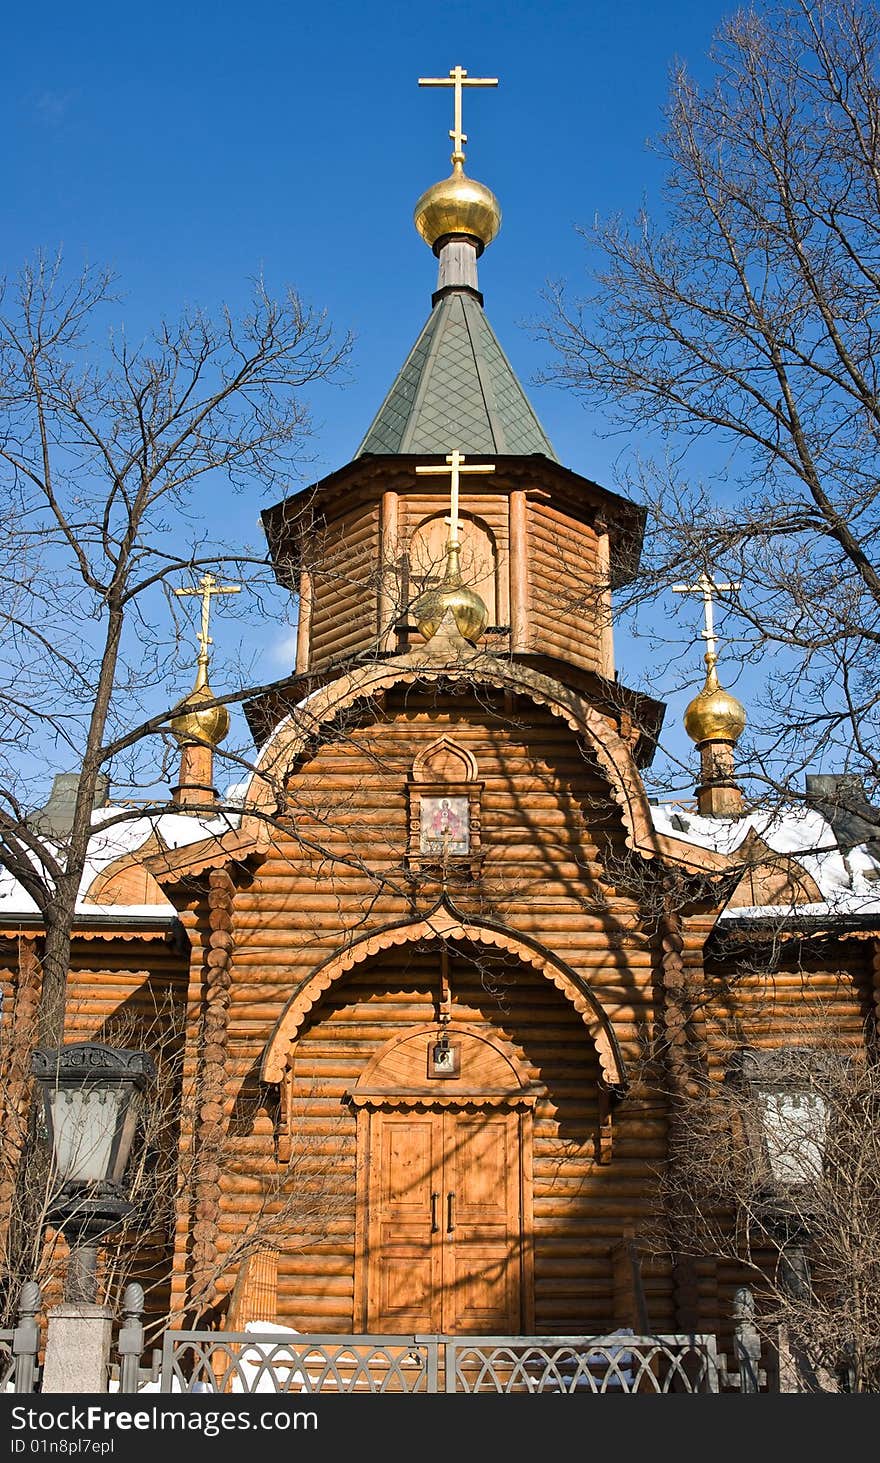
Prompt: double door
<box><xmin>366</xmin><ymin>1108</ymin><xmax>523</xmax><ymax>1334</ymax></box>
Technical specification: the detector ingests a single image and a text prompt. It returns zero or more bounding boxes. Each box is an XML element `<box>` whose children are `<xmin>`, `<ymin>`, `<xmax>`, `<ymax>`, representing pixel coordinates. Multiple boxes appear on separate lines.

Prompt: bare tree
<box><xmin>0</xmin><ymin>988</ymin><xmax>350</xmax><ymax>1335</ymax></box>
<box><xmin>538</xmin><ymin>0</ymin><xmax>880</xmax><ymax>821</ymax></box>
<box><xmin>0</xmin><ymin>252</ymin><xmax>351</xmax><ymax>1047</ymax></box>
<box><xmin>644</xmin><ymin>1009</ymin><xmax>880</xmax><ymax>1392</ymax></box>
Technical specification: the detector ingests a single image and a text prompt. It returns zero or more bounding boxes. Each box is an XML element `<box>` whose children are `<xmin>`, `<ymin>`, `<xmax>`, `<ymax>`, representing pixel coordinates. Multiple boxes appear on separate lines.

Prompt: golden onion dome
<box><xmin>413</xmin><ymin>544</ymin><xmax>489</xmax><ymax>643</ymax></box>
<box><xmin>169</xmin><ymin>664</ymin><xmax>230</xmax><ymax>748</ymax></box>
<box><xmin>414</xmin><ymin>161</ymin><xmax>501</xmax><ymax>253</ymax></box>
<box><xmin>684</xmin><ymin>661</ymin><xmax>746</xmax><ymax>745</ymax></box>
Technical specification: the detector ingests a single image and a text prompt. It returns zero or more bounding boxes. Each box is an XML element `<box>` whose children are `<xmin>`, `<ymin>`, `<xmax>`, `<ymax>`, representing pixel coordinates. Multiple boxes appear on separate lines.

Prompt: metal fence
<box><xmin>153</xmin><ymin>1328</ymin><xmax>722</xmax><ymax>1394</ymax></box>
<box><xmin>1</xmin><ymin>1282</ymin><xmax>42</xmax><ymax>1393</ymax></box>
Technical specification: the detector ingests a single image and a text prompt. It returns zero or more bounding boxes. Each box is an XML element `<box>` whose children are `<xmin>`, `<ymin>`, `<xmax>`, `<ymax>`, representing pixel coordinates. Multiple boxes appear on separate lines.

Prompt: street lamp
<box><xmin>32</xmin><ymin>1043</ymin><xmax>156</xmax><ymax>1304</ymax></box>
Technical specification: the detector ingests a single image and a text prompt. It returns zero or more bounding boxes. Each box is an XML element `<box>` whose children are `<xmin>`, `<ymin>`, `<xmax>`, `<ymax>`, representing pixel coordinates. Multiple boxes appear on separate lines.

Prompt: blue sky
<box><xmin>2</xmin><ymin>0</ymin><xmax>749</xmax><ymax>794</ymax></box>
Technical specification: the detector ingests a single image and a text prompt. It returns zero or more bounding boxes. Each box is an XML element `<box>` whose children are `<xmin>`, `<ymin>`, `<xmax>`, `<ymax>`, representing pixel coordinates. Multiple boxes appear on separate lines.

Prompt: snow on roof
<box><xmin>650</xmin><ymin>800</ymin><xmax>880</xmax><ymax>921</ymax></box>
<box><xmin>0</xmin><ymin>804</ymin><xmax>242</xmax><ymax>922</ymax></box>
<box><xmin>3</xmin><ymin>783</ymin><xmax>878</xmax><ymax>929</ymax></box>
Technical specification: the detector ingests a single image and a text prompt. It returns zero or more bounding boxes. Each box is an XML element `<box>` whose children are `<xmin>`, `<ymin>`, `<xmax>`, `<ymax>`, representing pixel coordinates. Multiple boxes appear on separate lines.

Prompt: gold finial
<box><xmin>673</xmin><ymin>573</ymin><xmax>747</xmax><ymax>745</ymax></box>
<box><xmin>414</xmin><ymin>66</ymin><xmax>502</xmax><ymax>254</ymax></box>
<box><xmin>169</xmin><ymin>572</ymin><xmax>241</xmax><ymax>746</ymax></box>
<box><xmin>418</xmin><ymin>65</ymin><xmax>498</xmax><ymax>168</ymax></box>
<box><xmin>412</xmin><ymin>451</ymin><xmax>494</xmax><ymax>642</ymax></box>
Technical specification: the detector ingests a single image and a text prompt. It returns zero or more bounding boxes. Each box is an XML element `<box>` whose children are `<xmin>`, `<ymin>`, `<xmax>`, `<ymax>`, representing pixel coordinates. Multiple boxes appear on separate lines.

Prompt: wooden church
<box><xmin>2</xmin><ymin>66</ymin><xmax>879</xmax><ymax>1379</ymax></box>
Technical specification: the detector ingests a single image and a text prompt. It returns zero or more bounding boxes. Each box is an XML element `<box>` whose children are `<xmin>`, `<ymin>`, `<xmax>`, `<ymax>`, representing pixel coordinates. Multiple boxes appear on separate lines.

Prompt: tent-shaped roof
<box><xmin>356</xmin><ymin>290</ymin><xmax>557</xmax><ymax>459</ymax></box>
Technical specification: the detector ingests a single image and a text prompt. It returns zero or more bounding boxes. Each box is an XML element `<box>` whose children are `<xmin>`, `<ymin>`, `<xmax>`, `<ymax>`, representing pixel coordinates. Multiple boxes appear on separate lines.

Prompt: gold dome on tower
<box><xmin>169</xmin><ymin>663</ymin><xmax>230</xmax><ymax>748</ymax></box>
<box><xmin>413</xmin><ymin>541</ymin><xmax>488</xmax><ymax>644</ymax></box>
<box><xmin>414</xmin><ymin>65</ymin><xmax>502</xmax><ymax>254</ymax></box>
<box><xmin>414</xmin><ymin>573</ymin><xmax>489</xmax><ymax>643</ymax></box>
<box><xmin>169</xmin><ymin>571</ymin><xmax>239</xmax><ymax>749</ymax></box>
<box><xmin>684</xmin><ymin>660</ymin><xmax>746</xmax><ymax>745</ymax></box>
<box><xmin>414</xmin><ymin>161</ymin><xmax>502</xmax><ymax>253</ymax></box>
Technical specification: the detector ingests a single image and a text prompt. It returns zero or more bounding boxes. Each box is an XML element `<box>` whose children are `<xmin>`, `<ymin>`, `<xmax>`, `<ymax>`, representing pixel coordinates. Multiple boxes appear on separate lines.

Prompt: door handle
<box><xmin>431</xmin><ymin>1192</ymin><xmax>439</xmax><ymax>1233</ymax></box>
<box><xmin>447</xmin><ymin>1191</ymin><xmax>455</xmax><ymax>1233</ymax></box>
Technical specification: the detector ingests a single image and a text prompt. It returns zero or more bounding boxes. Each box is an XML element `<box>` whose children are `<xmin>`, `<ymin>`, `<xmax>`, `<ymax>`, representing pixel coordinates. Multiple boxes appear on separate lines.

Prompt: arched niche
<box><xmin>408</xmin><ymin>511</ymin><xmax>498</xmax><ymax>624</ymax></box>
<box><xmin>412</xmin><ymin>736</ymin><xmax>479</xmax><ymax>786</ymax></box>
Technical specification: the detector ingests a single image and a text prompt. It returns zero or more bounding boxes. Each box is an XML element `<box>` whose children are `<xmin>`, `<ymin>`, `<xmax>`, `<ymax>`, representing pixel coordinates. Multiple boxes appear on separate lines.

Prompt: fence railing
<box><xmin>1</xmin><ymin>1282</ymin><xmax>42</xmax><ymax>1393</ymax></box>
<box><xmin>150</xmin><ymin>1328</ymin><xmax>722</xmax><ymax>1394</ymax></box>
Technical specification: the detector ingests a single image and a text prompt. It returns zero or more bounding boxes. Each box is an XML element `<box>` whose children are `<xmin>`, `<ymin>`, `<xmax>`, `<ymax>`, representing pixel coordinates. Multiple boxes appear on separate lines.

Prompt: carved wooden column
<box><xmin>379</xmin><ymin>489</ymin><xmax>400</xmax><ymax>652</ymax></box>
<box><xmin>509</xmin><ymin>490</ymin><xmax>529</xmax><ymax>652</ymax></box>
<box><xmin>295</xmin><ymin>569</ymin><xmax>313</xmax><ymax>676</ymax></box>
<box><xmin>190</xmin><ymin>869</ymin><xmax>235</xmax><ymax>1312</ymax></box>
<box><xmin>594</xmin><ymin>515</ymin><xmax>614</xmax><ymax>680</ymax></box>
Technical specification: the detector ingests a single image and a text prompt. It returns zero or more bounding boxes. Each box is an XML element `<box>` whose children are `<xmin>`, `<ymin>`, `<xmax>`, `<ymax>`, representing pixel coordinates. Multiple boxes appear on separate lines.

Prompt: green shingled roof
<box><xmin>356</xmin><ymin>290</ymin><xmax>557</xmax><ymax>460</ymax></box>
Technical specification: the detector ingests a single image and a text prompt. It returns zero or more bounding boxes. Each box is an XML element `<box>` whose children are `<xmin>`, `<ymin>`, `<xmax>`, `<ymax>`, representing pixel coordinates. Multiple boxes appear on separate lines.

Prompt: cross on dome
<box><xmin>418</xmin><ymin>66</ymin><xmax>498</xmax><ymax>166</ymax></box>
<box><xmin>672</xmin><ymin>570</ymin><xmax>740</xmax><ymax>668</ymax></box>
<box><xmin>174</xmin><ymin>571</ymin><xmax>241</xmax><ymax>672</ymax></box>
<box><xmin>415</xmin><ymin>449</ymin><xmax>495</xmax><ymax>551</ymax></box>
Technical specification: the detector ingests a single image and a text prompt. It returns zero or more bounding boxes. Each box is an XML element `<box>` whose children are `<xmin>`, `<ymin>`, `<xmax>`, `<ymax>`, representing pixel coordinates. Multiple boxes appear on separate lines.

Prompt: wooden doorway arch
<box><xmin>348</xmin><ymin>1025</ymin><xmax>538</xmax><ymax>1335</ymax></box>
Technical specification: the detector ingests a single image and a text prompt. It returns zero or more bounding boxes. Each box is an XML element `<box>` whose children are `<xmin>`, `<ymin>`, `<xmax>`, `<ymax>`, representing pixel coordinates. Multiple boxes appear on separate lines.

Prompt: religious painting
<box><xmin>420</xmin><ymin>795</ymin><xmax>469</xmax><ymax>855</ymax></box>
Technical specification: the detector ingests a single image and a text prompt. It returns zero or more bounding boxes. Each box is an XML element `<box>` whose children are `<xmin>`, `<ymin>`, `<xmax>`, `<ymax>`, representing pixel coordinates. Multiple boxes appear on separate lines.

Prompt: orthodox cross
<box><xmin>672</xmin><ymin>571</ymin><xmax>740</xmax><ymax>664</ymax></box>
<box><xmin>174</xmin><ymin>571</ymin><xmax>241</xmax><ymax>670</ymax></box>
<box><xmin>416</xmin><ymin>450</ymin><xmax>495</xmax><ymax>550</ymax></box>
<box><xmin>418</xmin><ymin>66</ymin><xmax>498</xmax><ymax>165</ymax></box>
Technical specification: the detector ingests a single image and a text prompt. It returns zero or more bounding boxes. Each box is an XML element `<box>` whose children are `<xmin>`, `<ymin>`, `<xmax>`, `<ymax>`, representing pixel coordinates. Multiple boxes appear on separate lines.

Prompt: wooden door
<box><xmin>366</xmin><ymin>1108</ymin><xmax>522</xmax><ymax>1334</ymax></box>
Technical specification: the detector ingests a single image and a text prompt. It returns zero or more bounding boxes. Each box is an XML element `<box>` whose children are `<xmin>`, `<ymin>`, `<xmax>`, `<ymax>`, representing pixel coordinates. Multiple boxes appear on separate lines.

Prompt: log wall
<box><xmin>308</xmin><ymin>504</ymin><xmax>380</xmax><ymax>671</ymax></box>
<box><xmin>299</xmin><ymin>478</ymin><xmax>608</xmax><ymax>673</ymax></box>
<box><xmin>527</xmin><ymin>502</ymin><xmax>603</xmax><ymax>674</ymax></box>
<box><xmin>178</xmin><ymin>689</ymin><xmax>670</xmax><ymax>1331</ymax></box>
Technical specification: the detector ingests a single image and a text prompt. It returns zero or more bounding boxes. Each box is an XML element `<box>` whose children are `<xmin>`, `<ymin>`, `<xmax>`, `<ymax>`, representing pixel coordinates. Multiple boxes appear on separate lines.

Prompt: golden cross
<box><xmin>416</xmin><ymin>450</ymin><xmax>495</xmax><ymax>548</ymax></box>
<box><xmin>672</xmin><ymin>571</ymin><xmax>740</xmax><ymax>663</ymax></box>
<box><xmin>418</xmin><ymin>65</ymin><xmax>498</xmax><ymax>165</ymax></box>
<box><xmin>174</xmin><ymin>571</ymin><xmax>241</xmax><ymax>666</ymax></box>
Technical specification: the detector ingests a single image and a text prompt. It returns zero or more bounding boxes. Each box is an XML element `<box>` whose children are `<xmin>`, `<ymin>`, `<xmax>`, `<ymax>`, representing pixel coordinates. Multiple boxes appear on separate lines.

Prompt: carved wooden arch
<box><xmin>412</xmin><ymin>735</ymin><xmax>478</xmax><ymax>784</ymax></box>
<box><xmin>241</xmin><ymin>655</ymin><xmax>661</xmax><ymax>863</ymax></box>
<box><xmin>347</xmin><ymin>1023</ymin><xmax>540</xmax><ymax>1108</ymax></box>
<box><xmin>260</xmin><ymin>904</ymin><xmax>627</xmax><ymax>1091</ymax></box>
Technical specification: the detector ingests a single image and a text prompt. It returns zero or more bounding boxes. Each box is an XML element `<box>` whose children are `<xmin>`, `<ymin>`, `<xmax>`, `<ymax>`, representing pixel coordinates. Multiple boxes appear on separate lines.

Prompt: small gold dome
<box><xmin>169</xmin><ymin>671</ymin><xmax>230</xmax><ymax>749</ymax></box>
<box><xmin>414</xmin><ymin>161</ymin><xmax>501</xmax><ymax>253</ymax></box>
<box><xmin>684</xmin><ymin>662</ymin><xmax>746</xmax><ymax>745</ymax></box>
<box><xmin>413</xmin><ymin>544</ymin><xmax>489</xmax><ymax>644</ymax></box>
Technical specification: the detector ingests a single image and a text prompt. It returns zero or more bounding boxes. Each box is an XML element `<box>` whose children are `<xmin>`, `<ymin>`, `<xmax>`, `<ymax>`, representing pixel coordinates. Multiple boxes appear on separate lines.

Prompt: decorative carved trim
<box><xmin>347</xmin><ymin>1091</ymin><xmax>539</xmax><ymax>1109</ymax></box>
<box><xmin>241</xmin><ymin>656</ymin><xmax>667</xmax><ymax>865</ymax></box>
<box><xmin>411</xmin><ymin>736</ymin><xmax>479</xmax><ymax>785</ymax></box>
<box><xmin>260</xmin><ymin>901</ymin><xmax>626</xmax><ymax>1092</ymax></box>
<box><xmin>145</xmin><ymin>827</ymin><xmax>268</xmax><ymax>889</ymax></box>
<box><xmin>0</xmin><ymin>926</ymin><xmax>174</xmax><ymax>943</ymax></box>
<box><xmin>155</xmin><ymin>657</ymin><xmax>738</xmax><ymax>887</ymax></box>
